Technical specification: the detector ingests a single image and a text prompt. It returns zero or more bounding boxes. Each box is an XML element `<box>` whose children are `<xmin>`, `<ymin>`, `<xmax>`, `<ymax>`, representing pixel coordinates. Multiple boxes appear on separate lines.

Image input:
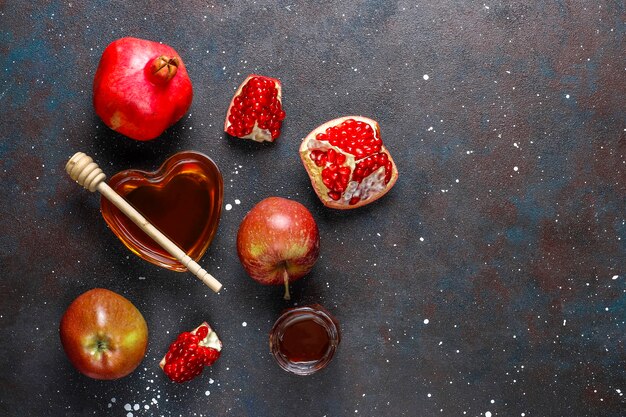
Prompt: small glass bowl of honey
<box><xmin>269</xmin><ymin>305</ymin><xmax>340</xmax><ymax>375</ymax></box>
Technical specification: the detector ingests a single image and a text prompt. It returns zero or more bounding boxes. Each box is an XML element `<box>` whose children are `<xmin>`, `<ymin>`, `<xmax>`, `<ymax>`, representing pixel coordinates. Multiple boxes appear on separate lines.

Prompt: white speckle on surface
<box><xmin>490</xmin><ymin>399</ymin><xmax>495</xmax><ymax>404</ymax></box>
<box><xmin>133</xmin><ymin>404</ymin><xmax>139</xmax><ymax>411</ymax></box>
<box><xmin>423</xmin><ymin>74</ymin><xmax>429</xmax><ymax>80</ymax></box>
<box><xmin>485</xmin><ymin>412</ymin><xmax>492</xmax><ymax>417</ymax></box>
<box><xmin>612</xmin><ymin>275</ymin><xmax>619</xmax><ymax>280</ymax></box>
<box><xmin>566</xmin><ymin>94</ymin><xmax>570</xmax><ymax>99</ymax></box>
<box><xmin>111</xmin><ymin>398</ymin><xmax>116</xmax><ymax>403</ymax></box>
<box><xmin>427</xmin><ymin>126</ymin><xmax>434</xmax><ymax>131</ymax></box>
<box><xmin>205</xmin><ymin>390</ymin><xmax>211</xmax><ymax>396</ymax></box>
<box><xmin>126</xmin><ymin>413</ymin><xmax>133</xmax><ymax>417</ymax></box>
<box><xmin>423</xmin><ymin>319</ymin><xmax>429</xmax><ymax>324</ymax></box>
<box><xmin>563</xmin><ymin>319</ymin><xmax>567</xmax><ymax>326</ymax></box>
<box><xmin>124</xmin><ymin>404</ymin><xmax>131</xmax><ymax>411</ymax></box>
<box><xmin>242</xmin><ymin>322</ymin><xmax>247</xmax><ymax>327</ymax></box>
<box><xmin>235</xmin><ymin>199</ymin><xmax>241</xmax><ymax>205</ymax></box>
<box><xmin>225</xmin><ymin>204</ymin><xmax>232</xmax><ymax>211</ymax></box>
<box><xmin>209</xmin><ymin>378</ymin><xmax>215</xmax><ymax>384</ymax></box>
<box><xmin>144</xmin><ymin>405</ymin><xmax>149</xmax><ymax>410</ymax></box>
<box><xmin>427</xmin><ymin>393</ymin><xmax>432</xmax><ymax>397</ymax></box>
<box><xmin>419</xmin><ymin>237</ymin><xmax>424</xmax><ymax>242</ymax></box>
<box><xmin>514</xmin><ymin>166</ymin><xmax>519</xmax><ymax>171</ymax></box>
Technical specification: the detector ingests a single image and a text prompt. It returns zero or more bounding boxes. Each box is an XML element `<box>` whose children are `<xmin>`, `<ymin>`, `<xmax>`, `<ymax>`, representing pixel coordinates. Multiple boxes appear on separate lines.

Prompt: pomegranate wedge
<box><xmin>159</xmin><ymin>322</ymin><xmax>221</xmax><ymax>383</ymax></box>
<box><xmin>224</xmin><ymin>74</ymin><xmax>285</xmax><ymax>142</ymax></box>
<box><xmin>300</xmin><ymin>116</ymin><xmax>398</xmax><ymax>209</ymax></box>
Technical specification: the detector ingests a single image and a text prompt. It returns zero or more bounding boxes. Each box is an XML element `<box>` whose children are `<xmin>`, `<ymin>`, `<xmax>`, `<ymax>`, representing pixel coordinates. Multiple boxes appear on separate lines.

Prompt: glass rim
<box><xmin>269</xmin><ymin>305</ymin><xmax>340</xmax><ymax>376</ymax></box>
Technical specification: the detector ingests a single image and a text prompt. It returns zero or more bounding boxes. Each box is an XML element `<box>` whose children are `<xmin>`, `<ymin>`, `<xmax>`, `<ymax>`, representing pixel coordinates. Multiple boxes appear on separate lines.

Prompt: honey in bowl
<box><xmin>279</xmin><ymin>315</ymin><xmax>330</xmax><ymax>362</ymax></box>
<box><xmin>100</xmin><ymin>151</ymin><xmax>223</xmax><ymax>272</ymax></box>
<box><xmin>269</xmin><ymin>305</ymin><xmax>340</xmax><ymax>375</ymax></box>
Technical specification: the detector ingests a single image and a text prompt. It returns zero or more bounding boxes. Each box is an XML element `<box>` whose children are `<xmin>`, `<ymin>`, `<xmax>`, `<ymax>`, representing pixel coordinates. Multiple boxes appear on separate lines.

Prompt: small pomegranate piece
<box><xmin>299</xmin><ymin>116</ymin><xmax>398</xmax><ymax>209</ymax></box>
<box><xmin>93</xmin><ymin>37</ymin><xmax>193</xmax><ymax>141</ymax></box>
<box><xmin>224</xmin><ymin>74</ymin><xmax>285</xmax><ymax>142</ymax></box>
<box><xmin>159</xmin><ymin>322</ymin><xmax>221</xmax><ymax>383</ymax></box>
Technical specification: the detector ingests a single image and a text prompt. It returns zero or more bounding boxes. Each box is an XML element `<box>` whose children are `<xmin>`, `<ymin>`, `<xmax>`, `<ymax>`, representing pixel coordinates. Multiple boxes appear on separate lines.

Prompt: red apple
<box><xmin>59</xmin><ymin>288</ymin><xmax>148</xmax><ymax>380</ymax></box>
<box><xmin>237</xmin><ymin>197</ymin><xmax>320</xmax><ymax>300</ymax></box>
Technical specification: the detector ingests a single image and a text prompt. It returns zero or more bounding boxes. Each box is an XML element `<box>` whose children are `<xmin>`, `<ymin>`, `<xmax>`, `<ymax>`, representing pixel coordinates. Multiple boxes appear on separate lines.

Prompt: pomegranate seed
<box><xmin>196</xmin><ymin>325</ymin><xmax>208</xmax><ymax>339</ymax></box>
<box><xmin>328</xmin><ymin>191</ymin><xmax>341</xmax><ymax>200</ymax></box>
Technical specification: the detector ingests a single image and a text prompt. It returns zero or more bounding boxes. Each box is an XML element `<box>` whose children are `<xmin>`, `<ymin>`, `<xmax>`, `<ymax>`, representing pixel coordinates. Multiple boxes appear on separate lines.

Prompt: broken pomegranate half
<box><xmin>224</xmin><ymin>74</ymin><xmax>285</xmax><ymax>142</ymax></box>
<box><xmin>299</xmin><ymin>116</ymin><xmax>398</xmax><ymax>209</ymax></box>
<box><xmin>159</xmin><ymin>322</ymin><xmax>221</xmax><ymax>383</ymax></box>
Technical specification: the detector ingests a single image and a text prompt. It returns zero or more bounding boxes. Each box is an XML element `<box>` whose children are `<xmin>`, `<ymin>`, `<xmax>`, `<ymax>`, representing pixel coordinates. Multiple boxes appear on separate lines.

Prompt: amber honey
<box><xmin>100</xmin><ymin>151</ymin><xmax>223</xmax><ymax>272</ymax></box>
<box><xmin>279</xmin><ymin>315</ymin><xmax>331</xmax><ymax>362</ymax></box>
<box><xmin>269</xmin><ymin>305</ymin><xmax>340</xmax><ymax>375</ymax></box>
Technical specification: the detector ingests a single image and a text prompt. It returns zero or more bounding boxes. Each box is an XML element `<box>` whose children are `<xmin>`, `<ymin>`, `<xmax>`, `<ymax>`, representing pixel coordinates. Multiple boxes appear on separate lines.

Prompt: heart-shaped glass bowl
<box><xmin>100</xmin><ymin>151</ymin><xmax>223</xmax><ymax>272</ymax></box>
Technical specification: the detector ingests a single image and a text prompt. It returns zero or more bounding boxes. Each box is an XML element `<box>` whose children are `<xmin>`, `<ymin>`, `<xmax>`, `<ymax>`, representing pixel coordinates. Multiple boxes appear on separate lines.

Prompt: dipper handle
<box><xmin>65</xmin><ymin>152</ymin><xmax>223</xmax><ymax>293</ymax></box>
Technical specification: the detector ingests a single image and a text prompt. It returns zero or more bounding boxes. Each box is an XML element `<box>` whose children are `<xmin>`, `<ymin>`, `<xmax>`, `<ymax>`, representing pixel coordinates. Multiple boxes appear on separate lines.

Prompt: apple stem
<box><xmin>283</xmin><ymin>269</ymin><xmax>291</xmax><ymax>301</ymax></box>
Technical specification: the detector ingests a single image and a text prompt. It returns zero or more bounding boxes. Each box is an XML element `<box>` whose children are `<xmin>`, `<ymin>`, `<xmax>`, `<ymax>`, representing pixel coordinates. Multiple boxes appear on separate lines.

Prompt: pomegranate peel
<box><xmin>299</xmin><ymin>116</ymin><xmax>398</xmax><ymax>209</ymax></box>
<box><xmin>224</xmin><ymin>74</ymin><xmax>285</xmax><ymax>142</ymax></box>
<box><xmin>159</xmin><ymin>322</ymin><xmax>221</xmax><ymax>383</ymax></box>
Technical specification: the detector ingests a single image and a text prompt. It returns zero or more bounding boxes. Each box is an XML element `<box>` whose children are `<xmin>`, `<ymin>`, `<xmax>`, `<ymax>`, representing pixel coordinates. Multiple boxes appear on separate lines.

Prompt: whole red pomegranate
<box><xmin>224</xmin><ymin>74</ymin><xmax>285</xmax><ymax>142</ymax></box>
<box><xmin>300</xmin><ymin>116</ymin><xmax>398</xmax><ymax>209</ymax></box>
<box><xmin>93</xmin><ymin>37</ymin><xmax>193</xmax><ymax>141</ymax></box>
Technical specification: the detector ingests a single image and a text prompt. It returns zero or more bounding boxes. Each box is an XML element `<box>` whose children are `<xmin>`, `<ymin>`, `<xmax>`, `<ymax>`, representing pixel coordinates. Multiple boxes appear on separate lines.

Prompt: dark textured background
<box><xmin>1</xmin><ymin>1</ymin><xmax>625</xmax><ymax>416</ymax></box>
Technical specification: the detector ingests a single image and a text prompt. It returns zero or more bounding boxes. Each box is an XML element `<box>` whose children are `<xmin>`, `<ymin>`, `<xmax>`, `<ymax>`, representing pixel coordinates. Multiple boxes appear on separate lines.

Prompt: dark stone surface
<box><xmin>1</xmin><ymin>1</ymin><xmax>625</xmax><ymax>416</ymax></box>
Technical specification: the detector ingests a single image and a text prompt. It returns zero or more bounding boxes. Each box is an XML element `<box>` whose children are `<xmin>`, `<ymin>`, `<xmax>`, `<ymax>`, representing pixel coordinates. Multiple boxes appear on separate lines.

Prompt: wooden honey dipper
<box><xmin>65</xmin><ymin>152</ymin><xmax>222</xmax><ymax>293</ymax></box>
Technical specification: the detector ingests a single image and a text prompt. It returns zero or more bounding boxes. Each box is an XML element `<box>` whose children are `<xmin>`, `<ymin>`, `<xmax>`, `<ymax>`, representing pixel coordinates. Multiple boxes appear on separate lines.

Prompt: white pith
<box><xmin>239</xmin><ymin>123</ymin><xmax>273</xmax><ymax>142</ymax></box>
<box><xmin>340</xmin><ymin>166</ymin><xmax>387</xmax><ymax>204</ymax></box>
<box><xmin>194</xmin><ymin>323</ymin><xmax>222</xmax><ymax>351</ymax></box>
